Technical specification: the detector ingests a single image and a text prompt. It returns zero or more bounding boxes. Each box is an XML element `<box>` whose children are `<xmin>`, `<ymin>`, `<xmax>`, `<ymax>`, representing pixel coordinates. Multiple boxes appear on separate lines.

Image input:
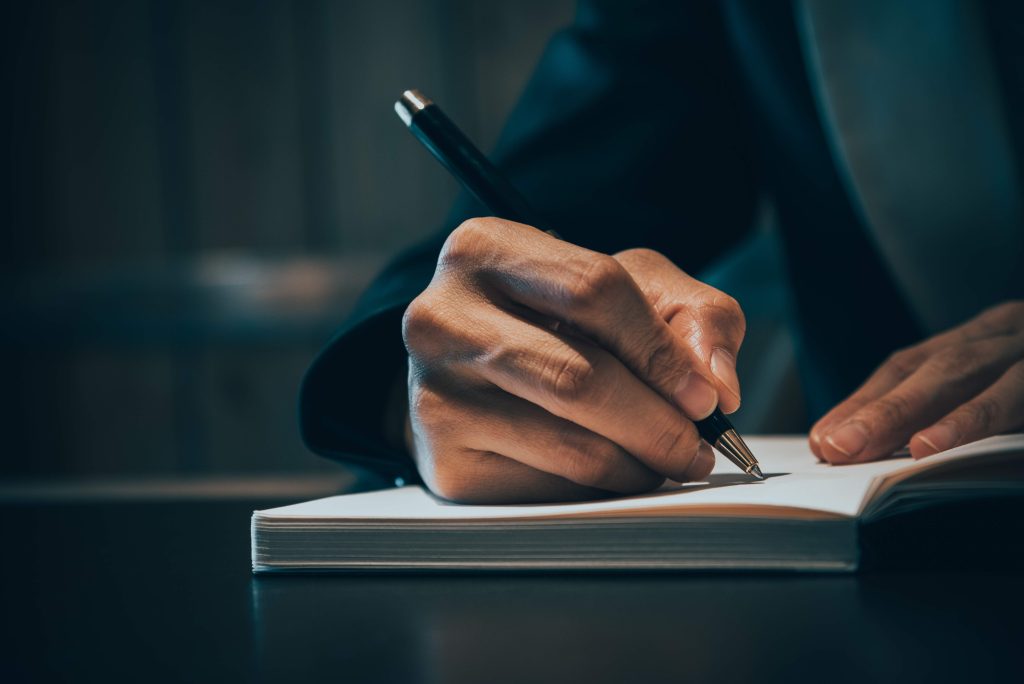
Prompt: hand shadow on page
<box><xmin>467</xmin><ymin>472</ymin><xmax>793</xmax><ymax>509</ymax></box>
<box><xmin>616</xmin><ymin>472</ymin><xmax>790</xmax><ymax>504</ymax></box>
<box><xmin>429</xmin><ymin>473</ymin><xmax>789</xmax><ymax>508</ymax></box>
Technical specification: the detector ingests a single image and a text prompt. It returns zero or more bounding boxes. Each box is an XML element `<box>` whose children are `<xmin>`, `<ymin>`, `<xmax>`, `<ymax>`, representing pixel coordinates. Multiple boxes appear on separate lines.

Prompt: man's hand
<box><xmin>402</xmin><ymin>218</ymin><xmax>745</xmax><ymax>503</ymax></box>
<box><xmin>811</xmin><ymin>301</ymin><xmax>1024</xmax><ymax>463</ymax></box>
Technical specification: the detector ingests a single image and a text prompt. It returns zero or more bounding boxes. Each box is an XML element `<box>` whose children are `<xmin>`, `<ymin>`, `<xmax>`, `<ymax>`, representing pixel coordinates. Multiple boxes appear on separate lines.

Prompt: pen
<box><xmin>395</xmin><ymin>89</ymin><xmax>763</xmax><ymax>480</ymax></box>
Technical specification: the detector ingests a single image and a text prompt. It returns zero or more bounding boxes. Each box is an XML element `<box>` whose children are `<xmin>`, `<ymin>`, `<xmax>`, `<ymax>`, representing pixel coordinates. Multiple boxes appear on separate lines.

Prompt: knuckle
<box><xmin>866</xmin><ymin>393</ymin><xmax>916</xmax><ymax>430</ymax></box>
<box><xmin>713</xmin><ymin>293</ymin><xmax>744</xmax><ymax>321</ymax></box>
<box><xmin>401</xmin><ymin>293</ymin><xmax>446</xmax><ymax>354</ymax></box>
<box><xmin>958</xmin><ymin>397</ymin><xmax>1000</xmax><ymax>435</ymax></box>
<box><xmin>439</xmin><ymin>219</ymin><xmax>493</xmax><ymax>270</ymax></box>
<box><xmin>883</xmin><ymin>348</ymin><xmax>922</xmax><ymax>381</ymax></box>
<box><xmin>565</xmin><ymin>255</ymin><xmax>628</xmax><ymax>308</ymax></box>
<box><xmin>649</xmin><ymin>421</ymin><xmax>699</xmax><ymax>477</ymax></box>
<box><xmin>543</xmin><ymin>350</ymin><xmax>598</xmax><ymax>404</ymax></box>
<box><xmin>616</xmin><ymin>247</ymin><xmax>666</xmax><ymax>267</ymax></box>
<box><xmin>626</xmin><ymin>247</ymin><xmax>659</xmax><ymax>259</ymax></box>
<box><xmin>404</xmin><ymin>293</ymin><xmax>488</xmax><ymax>364</ymax></box>
<box><xmin>969</xmin><ymin>300</ymin><xmax>1024</xmax><ymax>337</ymax></box>
<box><xmin>636</xmin><ymin>247</ymin><xmax>667</xmax><ymax>261</ymax></box>
<box><xmin>982</xmin><ymin>300</ymin><xmax>1024</xmax><ymax>325</ymax></box>
<box><xmin>926</xmin><ymin>346</ymin><xmax>977</xmax><ymax>377</ymax></box>
<box><xmin>401</xmin><ymin>295</ymin><xmax>432</xmax><ymax>351</ymax></box>
<box><xmin>637</xmin><ymin>334</ymin><xmax>685</xmax><ymax>385</ymax></box>
<box><xmin>990</xmin><ymin>300</ymin><xmax>1022</xmax><ymax>319</ymax></box>
<box><xmin>562</xmin><ymin>441</ymin><xmax>617</xmax><ymax>490</ymax></box>
<box><xmin>698</xmin><ymin>292</ymin><xmax>746</xmax><ymax>340</ymax></box>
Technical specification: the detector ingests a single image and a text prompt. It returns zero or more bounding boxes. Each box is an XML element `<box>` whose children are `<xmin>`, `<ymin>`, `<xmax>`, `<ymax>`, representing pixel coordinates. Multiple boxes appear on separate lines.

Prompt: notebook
<box><xmin>251</xmin><ymin>434</ymin><xmax>1024</xmax><ymax>573</ymax></box>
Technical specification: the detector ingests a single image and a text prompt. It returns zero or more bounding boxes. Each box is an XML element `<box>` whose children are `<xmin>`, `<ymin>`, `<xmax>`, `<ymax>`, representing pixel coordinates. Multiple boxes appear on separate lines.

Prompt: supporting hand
<box><xmin>811</xmin><ymin>301</ymin><xmax>1024</xmax><ymax>463</ymax></box>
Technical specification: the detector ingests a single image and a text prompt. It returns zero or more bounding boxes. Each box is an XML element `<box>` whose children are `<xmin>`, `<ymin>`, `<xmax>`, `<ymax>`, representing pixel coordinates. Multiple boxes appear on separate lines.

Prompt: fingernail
<box><xmin>826</xmin><ymin>422</ymin><xmax>869</xmax><ymax>459</ymax></box>
<box><xmin>674</xmin><ymin>372</ymin><xmax>718</xmax><ymax>420</ymax></box>
<box><xmin>710</xmin><ymin>348</ymin><xmax>741</xmax><ymax>404</ymax></box>
<box><xmin>917</xmin><ymin>423</ymin><xmax>959</xmax><ymax>456</ymax></box>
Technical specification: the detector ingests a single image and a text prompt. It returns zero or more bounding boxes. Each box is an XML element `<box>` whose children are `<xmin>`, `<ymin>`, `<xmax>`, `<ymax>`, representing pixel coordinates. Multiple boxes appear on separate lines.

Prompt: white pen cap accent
<box><xmin>394</xmin><ymin>89</ymin><xmax>433</xmax><ymax>126</ymax></box>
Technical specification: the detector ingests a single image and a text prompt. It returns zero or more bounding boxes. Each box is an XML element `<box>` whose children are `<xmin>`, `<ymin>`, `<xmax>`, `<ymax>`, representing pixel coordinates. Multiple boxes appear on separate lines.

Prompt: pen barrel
<box><xmin>696</xmin><ymin>409</ymin><xmax>732</xmax><ymax>445</ymax></box>
<box><xmin>399</xmin><ymin>88</ymin><xmax>761</xmax><ymax>479</ymax></box>
<box><xmin>406</xmin><ymin>104</ymin><xmax>548</xmax><ymax>231</ymax></box>
<box><xmin>398</xmin><ymin>90</ymin><xmax>756</xmax><ymax>477</ymax></box>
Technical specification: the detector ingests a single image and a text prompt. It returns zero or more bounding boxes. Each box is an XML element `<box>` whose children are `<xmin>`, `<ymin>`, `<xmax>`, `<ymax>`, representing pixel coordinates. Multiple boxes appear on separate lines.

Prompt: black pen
<box><xmin>395</xmin><ymin>89</ymin><xmax>763</xmax><ymax>480</ymax></box>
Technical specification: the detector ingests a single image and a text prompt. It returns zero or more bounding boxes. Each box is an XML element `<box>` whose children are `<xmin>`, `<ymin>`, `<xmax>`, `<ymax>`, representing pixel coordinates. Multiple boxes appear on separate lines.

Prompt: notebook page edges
<box><xmin>858</xmin><ymin>433</ymin><xmax>1024</xmax><ymax>518</ymax></box>
<box><xmin>254</xmin><ymin>437</ymin><xmax>929</xmax><ymax>523</ymax></box>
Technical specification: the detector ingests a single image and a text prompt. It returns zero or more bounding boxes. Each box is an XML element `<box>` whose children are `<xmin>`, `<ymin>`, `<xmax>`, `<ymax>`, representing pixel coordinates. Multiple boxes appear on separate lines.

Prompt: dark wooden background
<box><xmin>1</xmin><ymin>0</ymin><xmax>574</xmax><ymax>478</ymax></box>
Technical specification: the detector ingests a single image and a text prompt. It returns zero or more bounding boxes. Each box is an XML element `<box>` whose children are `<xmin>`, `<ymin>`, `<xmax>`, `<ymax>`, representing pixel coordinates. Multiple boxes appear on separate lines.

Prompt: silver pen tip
<box><xmin>715</xmin><ymin>429</ymin><xmax>763</xmax><ymax>480</ymax></box>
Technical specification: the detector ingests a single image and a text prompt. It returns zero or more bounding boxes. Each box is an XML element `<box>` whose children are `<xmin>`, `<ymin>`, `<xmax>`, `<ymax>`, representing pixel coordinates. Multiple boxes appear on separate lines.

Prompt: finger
<box><xmin>512</xmin><ymin>252</ymin><xmax>719</xmax><ymax>419</ymax></box>
<box><xmin>407</xmin><ymin>382</ymin><xmax>615</xmax><ymax>503</ymax></box>
<box><xmin>955</xmin><ymin>300</ymin><xmax>1024</xmax><ymax>341</ymax></box>
<box><xmin>615</xmin><ymin>248</ymin><xmax>746</xmax><ymax>413</ymax></box>
<box><xmin>456</xmin><ymin>309</ymin><xmax>707</xmax><ymax>483</ymax></box>
<box><xmin>447</xmin><ymin>220</ymin><xmax>720</xmax><ymax>421</ymax></box>
<box><xmin>445</xmin><ymin>385</ymin><xmax>666</xmax><ymax>493</ymax></box>
<box><xmin>911</xmin><ymin>359</ymin><xmax>1024</xmax><ymax>458</ymax></box>
<box><xmin>818</xmin><ymin>337</ymin><xmax>1023</xmax><ymax>464</ymax></box>
<box><xmin>682</xmin><ymin>441</ymin><xmax>716</xmax><ymax>481</ymax></box>
<box><xmin>428</xmin><ymin>448</ymin><xmax>618</xmax><ymax>504</ymax></box>
<box><xmin>811</xmin><ymin>303</ymin><xmax>1024</xmax><ymax>460</ymax></box>
<box><xmin>809</xmin><ymin>345</ymin><xmax>930</xmax><ymax>457</ymax></box>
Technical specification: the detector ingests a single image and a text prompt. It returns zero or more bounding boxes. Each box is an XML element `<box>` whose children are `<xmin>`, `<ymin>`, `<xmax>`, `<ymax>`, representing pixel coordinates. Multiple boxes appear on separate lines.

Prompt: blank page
<box><xmin>256</xmin><ymin>435</ymin><xmax>1024</xmax><ymax>523</ymax></box>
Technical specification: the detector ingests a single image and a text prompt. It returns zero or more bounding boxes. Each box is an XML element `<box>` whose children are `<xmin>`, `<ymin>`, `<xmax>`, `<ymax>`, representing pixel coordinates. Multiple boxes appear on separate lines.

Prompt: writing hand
<box><xmin>401</xmin><ymin>219</ymin><xmax>745</xmax><ymax>503</ymax></box>
<box><xmin>811</xmin><ymin>301</ymin><xmax>1024</xmax><ymax>463</ymax></box>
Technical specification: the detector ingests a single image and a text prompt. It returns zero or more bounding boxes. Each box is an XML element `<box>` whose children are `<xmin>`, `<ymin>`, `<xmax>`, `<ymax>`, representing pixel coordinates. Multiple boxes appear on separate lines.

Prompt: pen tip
<box><xmin>750</xmin><ymin>465</ymin><xmax>764</xmax><ymax>481</ymax></box>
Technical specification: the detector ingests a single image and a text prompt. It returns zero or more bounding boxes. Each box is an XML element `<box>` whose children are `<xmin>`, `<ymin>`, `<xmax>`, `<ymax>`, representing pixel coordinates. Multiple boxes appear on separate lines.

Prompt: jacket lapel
<box><xmin>798</xmin><ymin>0</ymin><xmax>1024</xmax><ymax>333</ymax></box>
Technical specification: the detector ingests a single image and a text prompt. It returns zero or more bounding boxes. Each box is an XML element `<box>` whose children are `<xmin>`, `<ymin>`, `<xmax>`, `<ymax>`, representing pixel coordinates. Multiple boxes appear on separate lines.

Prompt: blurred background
<box><xmin>1</xmin><ymin>0</ymin><xmax>575</xmax><ymax>481</ymax></box>
<box><xmin>2</xmin><ymin>0</ymin><xmax>805</xmax><ymax>486</ymax></box>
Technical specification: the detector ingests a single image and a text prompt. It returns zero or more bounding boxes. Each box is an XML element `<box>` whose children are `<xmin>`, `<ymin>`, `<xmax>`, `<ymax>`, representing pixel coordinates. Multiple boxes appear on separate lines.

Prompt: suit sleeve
<box><xmin>299</xmin><ymin>0</ymin><xmax>758</xmax><ymax>481</ymax></box>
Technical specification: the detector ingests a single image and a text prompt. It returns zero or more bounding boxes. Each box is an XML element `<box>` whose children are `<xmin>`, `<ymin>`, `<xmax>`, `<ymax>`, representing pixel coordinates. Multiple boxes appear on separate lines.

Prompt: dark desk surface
<box><xmin>2</xmin><ymin>482</ymin><xmax>1022</xmax><ymax>684</ymax></box>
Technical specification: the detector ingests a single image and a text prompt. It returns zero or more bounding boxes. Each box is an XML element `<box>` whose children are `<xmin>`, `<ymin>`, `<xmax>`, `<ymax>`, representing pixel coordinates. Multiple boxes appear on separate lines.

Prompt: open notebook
<box><xmin>251</xmin><ymin>434</ymin><xmax>1024</xmax><ymax>573</ymax></box>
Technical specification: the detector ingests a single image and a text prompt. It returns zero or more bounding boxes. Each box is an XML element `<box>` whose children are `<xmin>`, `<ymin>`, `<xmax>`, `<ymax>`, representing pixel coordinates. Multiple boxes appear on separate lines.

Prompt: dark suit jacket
<box><xmin>300</xmin><ymin>0</ymin><xmax>1024</xmax><ymax>483</ymax></box>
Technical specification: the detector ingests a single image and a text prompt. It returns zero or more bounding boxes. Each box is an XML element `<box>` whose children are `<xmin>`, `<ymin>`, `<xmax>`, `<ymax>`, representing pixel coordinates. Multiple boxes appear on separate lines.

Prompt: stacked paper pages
<box><xmin>252</xmin><ymin>435</ymin><xmax>1024</xmax><ymax>573</ymax></box>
